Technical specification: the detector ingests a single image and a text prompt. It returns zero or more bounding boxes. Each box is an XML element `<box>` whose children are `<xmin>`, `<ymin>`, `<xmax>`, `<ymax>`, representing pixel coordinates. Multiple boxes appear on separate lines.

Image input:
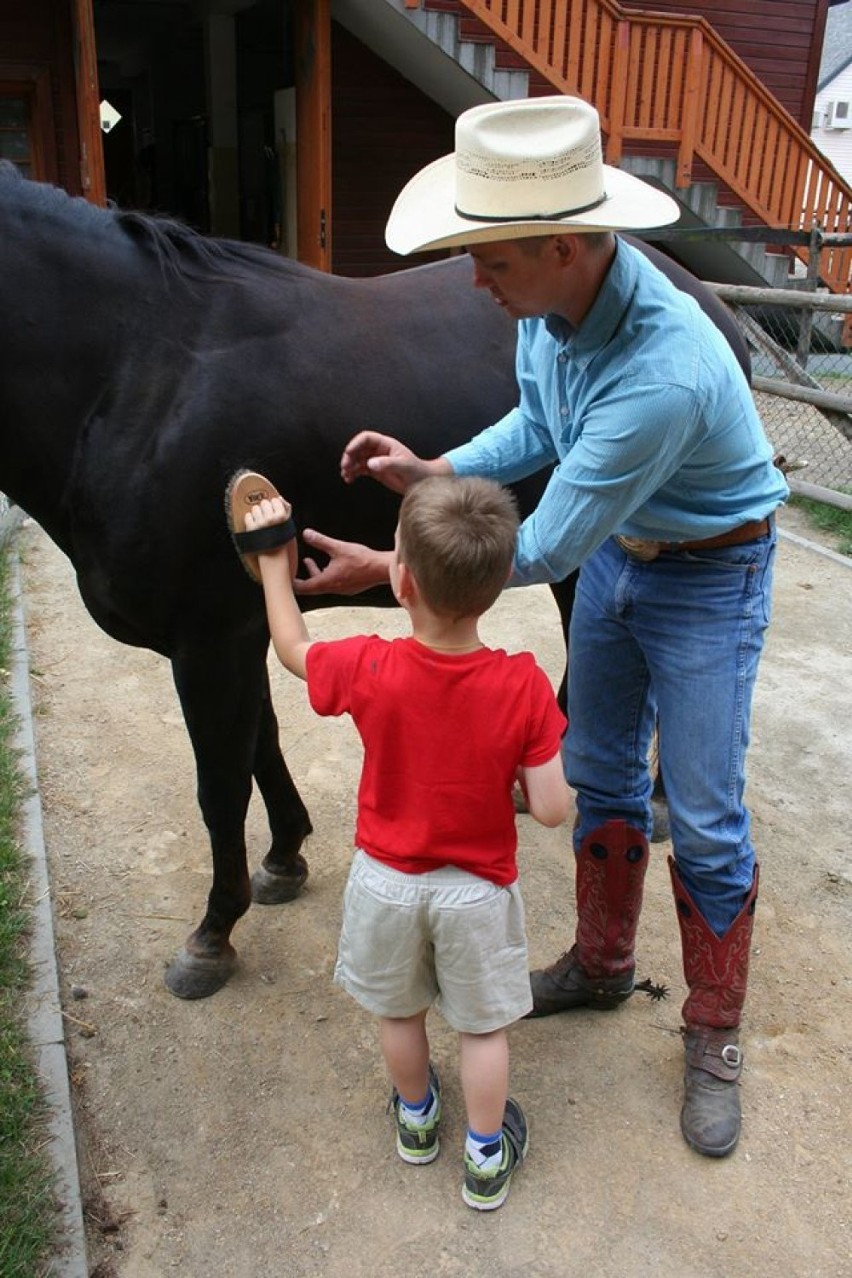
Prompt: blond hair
<box><xmin>397</xmin><ymin>476</ymin><xmax>518</xmax><ymax>619</ymax></box>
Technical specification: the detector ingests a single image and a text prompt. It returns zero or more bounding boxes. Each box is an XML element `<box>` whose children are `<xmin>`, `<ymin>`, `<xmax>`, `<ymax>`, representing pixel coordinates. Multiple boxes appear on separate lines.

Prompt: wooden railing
<box><xmin>405</xmin><ymin>0</ymin><xmax>852</xmax><ymax>299</ymax></box>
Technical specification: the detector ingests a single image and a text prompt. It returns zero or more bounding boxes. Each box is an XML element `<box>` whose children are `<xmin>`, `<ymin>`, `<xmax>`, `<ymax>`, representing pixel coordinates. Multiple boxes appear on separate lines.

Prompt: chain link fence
<box><xmin>644</xmin><ymin>224</ymin><xmax>852</xmax><ymax>508</ymax></box>
<box><xmin>710</xmin><ymin>283</ymin><xmax>852</xmax><ymax>503</ymax></box>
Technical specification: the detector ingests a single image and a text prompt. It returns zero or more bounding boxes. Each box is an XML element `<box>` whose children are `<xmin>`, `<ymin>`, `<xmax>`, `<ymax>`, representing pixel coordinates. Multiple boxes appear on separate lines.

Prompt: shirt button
<box><xmin>558</xmin><ymin>353</ymin><xmax>567</xmax><ymax>364</ymax></box>
<box><xmin>560</xmin><ymin>405</ymin><xmax>568</xmax><ymax>416</ymax></box>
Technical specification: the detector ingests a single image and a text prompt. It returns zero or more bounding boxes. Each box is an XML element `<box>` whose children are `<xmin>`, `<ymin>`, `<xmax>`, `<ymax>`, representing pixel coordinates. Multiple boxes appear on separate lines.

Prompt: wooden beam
<box><xmin>293</xmin><ymin>0</ymin><xmax>332</xmax><ymax>271</ymax></box>
<box><xmin>677</xmin><ymin>26</ymin><xmax>703</xmax><ymax>187</ymax></box>
<box><xmin>707</xmin><ymin>284</ymin><xmax>852</xmax><ymax>312</ymax></box>
<box><xmin>71</xmin><ymin>0</ymin><xmax>106</xmax><ymax>205</ymax></box>
<box><xmin>787</xmin><ymin>479</ymin><xmax>852</xmax><ymax>513</ymax></box>
<box><xmin>605</xmin><ymin>21</ymin><xmax>629</xmax><ymax>165</ymax></box>
<box><xmin>752</xmin><ymin>375</ymin><xmax>852</xmax><ymax>418</ymax></box>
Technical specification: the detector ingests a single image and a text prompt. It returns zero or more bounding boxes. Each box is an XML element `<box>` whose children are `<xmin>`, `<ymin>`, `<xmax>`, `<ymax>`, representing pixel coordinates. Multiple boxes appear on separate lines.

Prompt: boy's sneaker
<box><xmin>462</xmin><ymin>1098</ymin><xmax>529</xmax><ymax>1211</ymax></box>
<box><xmin>389</xmin><ymin>1063</ymin><xmax>441</xmax><ymax>1165</ymax></box>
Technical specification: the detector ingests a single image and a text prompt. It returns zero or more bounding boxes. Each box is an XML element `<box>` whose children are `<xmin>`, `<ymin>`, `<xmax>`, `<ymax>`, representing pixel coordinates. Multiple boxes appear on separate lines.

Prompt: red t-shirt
<box><xmin>305</xmin><ymin>635</ymin><xmax>566</xmax><ymax>886</ymax></box>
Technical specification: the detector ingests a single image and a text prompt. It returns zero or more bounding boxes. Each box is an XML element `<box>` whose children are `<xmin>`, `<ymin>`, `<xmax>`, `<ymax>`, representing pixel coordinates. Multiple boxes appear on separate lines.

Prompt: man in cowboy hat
<box><xmin>293</xmin><ymin>95</ymin><xmax>789</xmax><ymax>1159</ymax></box>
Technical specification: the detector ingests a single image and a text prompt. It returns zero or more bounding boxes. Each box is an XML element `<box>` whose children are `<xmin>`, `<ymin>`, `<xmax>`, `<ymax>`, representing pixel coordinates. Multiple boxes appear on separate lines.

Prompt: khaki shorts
<box><xmin>334</xmin><ymin>849</ymin><xmax>533</xmax><ymax>1033</ymax></box>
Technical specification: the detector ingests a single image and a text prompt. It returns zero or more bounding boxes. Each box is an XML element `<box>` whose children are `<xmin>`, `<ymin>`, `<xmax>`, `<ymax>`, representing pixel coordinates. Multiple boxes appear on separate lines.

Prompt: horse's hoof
<box><xmin>164</xmin><ymin>946</ymin><xmax>237</xmax><ymax>999</ymax></box>
<box><xmin>251</xmin><ymin>857</ymin><xmax>308</xmax><ymax>904</ymax></box>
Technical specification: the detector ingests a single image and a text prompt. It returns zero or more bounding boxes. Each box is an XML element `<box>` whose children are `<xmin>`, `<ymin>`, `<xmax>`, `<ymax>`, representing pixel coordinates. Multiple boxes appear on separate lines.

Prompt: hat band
<box><xmin>454</xmin><ymin>191</ymin><xmax>608</xmax><ymax>225</ymax></box>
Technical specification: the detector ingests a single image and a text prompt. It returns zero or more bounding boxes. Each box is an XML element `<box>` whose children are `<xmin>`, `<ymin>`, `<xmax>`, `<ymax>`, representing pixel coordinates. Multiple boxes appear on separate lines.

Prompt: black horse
<box><xmin>0</xmin><ymin>162</ymin><xmax>748</xmax><ymax>998</ymax></box>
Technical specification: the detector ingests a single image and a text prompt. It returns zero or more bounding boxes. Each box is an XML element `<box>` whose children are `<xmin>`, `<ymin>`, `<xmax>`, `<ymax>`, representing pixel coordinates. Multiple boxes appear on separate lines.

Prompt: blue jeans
<box><xmin>564</xmin><ymin>529</ymin><xmax>777</xmax><ymax>936</ymax></box>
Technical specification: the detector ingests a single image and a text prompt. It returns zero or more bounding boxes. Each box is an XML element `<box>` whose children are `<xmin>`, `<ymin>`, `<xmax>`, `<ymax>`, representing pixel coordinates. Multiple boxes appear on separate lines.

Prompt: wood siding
<box><xmin>618</xmin><ymin>1</ymin><xmax>831</xmax><ymax>130</ymax></box>
<box><xmin>814</xmin><ymin>63</ymin><xmax>852</xmax><ymax>189</ymax></box>
<box><xmin>331</xmin><ymin>22</ymin><xmax>455</xmax><ymax>276</ymax></box>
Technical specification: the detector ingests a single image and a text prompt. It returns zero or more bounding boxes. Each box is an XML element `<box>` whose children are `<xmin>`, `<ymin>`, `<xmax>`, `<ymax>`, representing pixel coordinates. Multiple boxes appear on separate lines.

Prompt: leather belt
<box><xmin>615</xmin><ymin>517</ymin><xmax>772</xmax><ymax>563</ymax></box>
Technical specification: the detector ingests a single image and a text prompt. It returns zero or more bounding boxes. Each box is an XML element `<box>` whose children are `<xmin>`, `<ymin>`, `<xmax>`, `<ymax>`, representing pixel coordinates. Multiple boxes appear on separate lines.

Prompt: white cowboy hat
<box><xmin>385</xmin><ymin>95</ymin><xmax>680</xmax><ymax>255</ymax></box>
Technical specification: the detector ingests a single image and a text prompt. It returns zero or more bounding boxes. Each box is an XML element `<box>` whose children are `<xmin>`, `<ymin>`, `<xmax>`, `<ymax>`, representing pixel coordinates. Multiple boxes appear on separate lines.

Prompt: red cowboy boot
<box><xmin>669</xmin><ymin>857</ymin><xmax>759</xmax><ymax>1158</ymax></box>
<box><xmin>528</xmin><ymin>820</ymin><xmax>649</xmax><ymax>1016</ymax></box>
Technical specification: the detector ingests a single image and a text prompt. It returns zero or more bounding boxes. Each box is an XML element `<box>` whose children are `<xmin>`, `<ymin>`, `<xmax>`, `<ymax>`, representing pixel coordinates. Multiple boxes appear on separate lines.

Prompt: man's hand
<box><xmin>293</xmin><ymin>529</ymin><xmax>394</xmax><ymax>597</ymax></box>
<box><xmin>340</xmin><ymin>431</ymin><xmax>450</xmax><ymax>494</ymax></box>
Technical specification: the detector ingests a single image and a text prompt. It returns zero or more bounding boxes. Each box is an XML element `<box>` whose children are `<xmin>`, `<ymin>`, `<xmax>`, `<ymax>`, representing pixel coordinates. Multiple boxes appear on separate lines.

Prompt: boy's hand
<box><xmin>243</xmin><ymin>496</ymin><xmax>299</xmax><ymax>581</ymax></box>
<box><xmin>244</xmin><ymin>495</ymin><xmax>293</xmax><ymax>533</ymax></box>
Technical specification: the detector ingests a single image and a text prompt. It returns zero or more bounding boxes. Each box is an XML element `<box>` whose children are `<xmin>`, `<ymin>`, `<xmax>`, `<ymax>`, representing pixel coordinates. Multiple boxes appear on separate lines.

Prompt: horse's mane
<box><xmin>116</xmin><ymin>209</ymin><xmax>286</xmax><ymax>281</ymax></box>
<box><xmin>0</xmin><ymin>158</ymin><xmax>305</xmax><ymax>285</ymax></box>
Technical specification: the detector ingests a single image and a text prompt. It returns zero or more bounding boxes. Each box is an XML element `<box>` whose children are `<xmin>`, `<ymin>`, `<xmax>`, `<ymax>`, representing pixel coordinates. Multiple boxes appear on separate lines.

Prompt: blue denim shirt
<box><xmin>444</xmin><ymin>239</ymin><xmax>789</xmax><ymax>586</ymax></box>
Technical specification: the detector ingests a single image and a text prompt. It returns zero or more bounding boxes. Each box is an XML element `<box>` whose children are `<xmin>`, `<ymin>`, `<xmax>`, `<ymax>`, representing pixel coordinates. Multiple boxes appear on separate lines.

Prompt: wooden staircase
<box><xmin>402</xmin><ymin>0</ymin><xmax>852</xmax><ymax>302</ymax></box>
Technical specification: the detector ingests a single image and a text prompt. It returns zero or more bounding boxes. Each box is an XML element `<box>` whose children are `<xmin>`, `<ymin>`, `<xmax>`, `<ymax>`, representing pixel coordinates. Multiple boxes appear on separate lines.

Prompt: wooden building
<box><xmin>0</xmin><ymin>1</ymin><xmax>849</xmax><ymax>293</ymax></box>
<box><xmin>618</xmin><ymin>0</ymin><xmax>832</xmax><ymax>131</ymax></box>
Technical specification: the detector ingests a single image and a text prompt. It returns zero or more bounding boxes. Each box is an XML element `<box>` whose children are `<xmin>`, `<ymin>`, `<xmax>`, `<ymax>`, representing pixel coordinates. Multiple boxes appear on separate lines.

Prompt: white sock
<box><xmin>465</xmin><ymin>1128</ymin><xmax>503</xmax><ymax>1171</ymax></box>
<box><xmin>399</xmin><ymin>1087</ymin><xmax>438</xmax><ymax>1126</ymax></box>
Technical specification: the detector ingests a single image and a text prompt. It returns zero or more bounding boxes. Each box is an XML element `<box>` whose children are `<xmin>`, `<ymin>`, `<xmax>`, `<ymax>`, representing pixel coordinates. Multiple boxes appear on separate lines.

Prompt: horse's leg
<box><xmin>650</xmin><ymin>754</ymin><xmax>671</xmax><ymax>843</ymax></box>
<box><xmin>251</xmin><ymin>666</ymin><xmax>313</xmax><ymax>904</ymax></box>
<box><xmin>548</xmin><ymin>572</ymin><xmax>579</xmax><ymax>717</ymax></box>
<box><xmin>163</xmin><ymin>630</ymin><xmax>268</xmax><ymax>998</ymax></box>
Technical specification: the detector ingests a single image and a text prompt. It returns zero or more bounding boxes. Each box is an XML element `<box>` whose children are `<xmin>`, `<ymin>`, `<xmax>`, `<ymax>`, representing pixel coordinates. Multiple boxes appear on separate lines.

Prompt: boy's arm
<box><xmin>518</xmin><ymin>753</ymin><xmax>572</xmax><ymax>828</ymax></box>
<box><xmin>246</xmin><ymin>499</ymin><xmax>313</xmax><ymax>681</ymax></box>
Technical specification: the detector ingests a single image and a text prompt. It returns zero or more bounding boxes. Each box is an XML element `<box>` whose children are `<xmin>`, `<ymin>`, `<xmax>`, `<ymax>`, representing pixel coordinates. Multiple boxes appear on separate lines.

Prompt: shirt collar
<box><xmin>544</xmin><ymin>237</ymin><xmax>638</xmax><ymax>369</ymax></box>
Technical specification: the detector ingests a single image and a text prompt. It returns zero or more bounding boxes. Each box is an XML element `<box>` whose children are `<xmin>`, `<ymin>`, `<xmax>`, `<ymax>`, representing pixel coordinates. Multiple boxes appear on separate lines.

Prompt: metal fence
<box><xmin>710</xmin><ymin>282</ymin><xmax>852</xmax><ymax>507</ymax></box>
<box><xmin>646</xmin><ymin>225</ymin><xmax>852</xmax><ymax>509</ymax></box>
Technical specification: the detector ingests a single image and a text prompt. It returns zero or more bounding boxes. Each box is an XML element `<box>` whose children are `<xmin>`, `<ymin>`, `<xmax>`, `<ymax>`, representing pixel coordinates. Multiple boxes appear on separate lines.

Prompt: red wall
<box><xmin>331</xmin><ymin>22</ymin><xmax>455</xmax><ymax>277</ymax></box>
<box><xmin>0</xmin><ymin>0</ymin><xmax>81</xmax><ymax>193</ymax></box>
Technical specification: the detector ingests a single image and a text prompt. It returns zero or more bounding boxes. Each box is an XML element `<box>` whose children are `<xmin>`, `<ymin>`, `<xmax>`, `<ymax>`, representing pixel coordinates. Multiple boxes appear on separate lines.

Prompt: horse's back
<box><xmin>0</xmin><ymin>180</ymin><xmax>749</xmax><ymax>641</ymax></box>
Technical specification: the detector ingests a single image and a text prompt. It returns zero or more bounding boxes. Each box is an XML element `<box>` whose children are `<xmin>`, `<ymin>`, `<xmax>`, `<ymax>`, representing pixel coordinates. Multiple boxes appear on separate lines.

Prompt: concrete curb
<box><xmin>10</xmin><ymin>552</ymin><xmax>89</xmax><ymax>1278</ymax></box>
<box><xmin>777</xmin><ymin>525</ymin><xmax>852</xmax><ymax>569</ymax></box>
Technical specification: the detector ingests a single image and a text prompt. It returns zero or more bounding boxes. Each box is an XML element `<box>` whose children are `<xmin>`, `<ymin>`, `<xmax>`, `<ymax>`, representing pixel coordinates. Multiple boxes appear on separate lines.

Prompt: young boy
<box><xmin>229</xmin><ymin>470</ymin><xmax>570</xmax><ymax>1210</ymax></box>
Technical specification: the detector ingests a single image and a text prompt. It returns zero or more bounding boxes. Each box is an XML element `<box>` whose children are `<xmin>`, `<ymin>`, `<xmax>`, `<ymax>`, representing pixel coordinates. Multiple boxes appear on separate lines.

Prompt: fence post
<box><xmin>605</xmin><ymin>22</ymin><xmax>630</xmax><ymax>166</ymax></box>
<box><xmin>677</xmin><ymin>26</ymin><xmax>703</xmax><ymax>188</ymax></box>
<box><xmin>796</xmin><ymin>223</ymin><xmax>823</xmax><ymax>369</ymax></box>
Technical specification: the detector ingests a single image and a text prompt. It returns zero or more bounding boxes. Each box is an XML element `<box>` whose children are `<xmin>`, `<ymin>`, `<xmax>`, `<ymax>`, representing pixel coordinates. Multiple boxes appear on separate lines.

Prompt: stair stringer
<box><xmin>332</xmin><ymin>0</ymin><xmax>529</xmax><ymax>118</ymax></box>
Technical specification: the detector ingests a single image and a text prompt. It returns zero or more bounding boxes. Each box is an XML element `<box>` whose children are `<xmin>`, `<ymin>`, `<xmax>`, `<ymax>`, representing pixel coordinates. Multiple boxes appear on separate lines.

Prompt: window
<box><xmin>0</xmin><ymin>94</ymin><xmax>33</xmax><ymax>176</ymax></box>
<box><xmin>0</xmin><ymin>66</ymin><xmax>57</xmax><ymax>184</ymax></box>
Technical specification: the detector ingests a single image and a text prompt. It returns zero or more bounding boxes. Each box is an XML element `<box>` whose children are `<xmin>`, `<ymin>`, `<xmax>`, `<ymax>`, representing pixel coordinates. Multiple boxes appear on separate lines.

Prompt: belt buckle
<box><xmin>615</xmin><ymin>535</ymin><xmax>662</xmax><ymax>562</ymax></box>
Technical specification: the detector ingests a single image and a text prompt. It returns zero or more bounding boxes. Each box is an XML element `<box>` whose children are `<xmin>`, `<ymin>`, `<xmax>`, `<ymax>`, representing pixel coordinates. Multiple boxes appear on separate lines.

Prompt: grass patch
<box><xmin>789</xmin><ymin>493</ymin><xmax>852</xmax><ymax>557</ymax></box>
<box><xmin>0</xmin><ymin>547</ymin><xmax>59</xmax><ymax>1277</ymax></box>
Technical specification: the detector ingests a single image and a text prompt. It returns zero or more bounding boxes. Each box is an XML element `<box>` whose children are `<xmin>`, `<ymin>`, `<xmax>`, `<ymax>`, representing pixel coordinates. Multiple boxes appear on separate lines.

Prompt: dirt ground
<box><xmin>19</xmin><ymin>507</ymin><xmax>852</xmax><ymax>1278</ymax></box>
